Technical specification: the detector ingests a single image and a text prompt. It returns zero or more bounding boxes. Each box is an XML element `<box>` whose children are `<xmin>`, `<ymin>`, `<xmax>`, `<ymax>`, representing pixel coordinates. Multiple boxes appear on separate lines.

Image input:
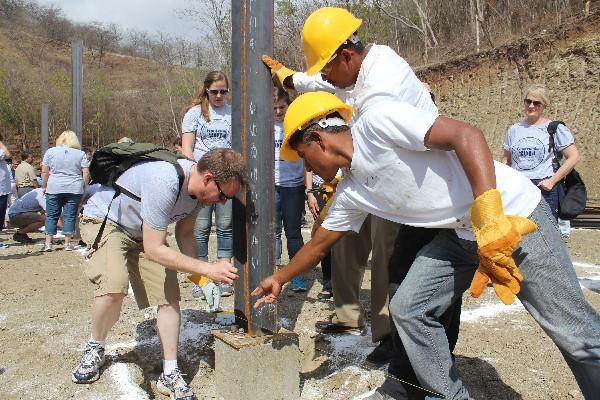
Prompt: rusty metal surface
<box><xmin>231</xmin><ymin>0</ymin><xmax>276</xmax><ymax>336</ymax></box>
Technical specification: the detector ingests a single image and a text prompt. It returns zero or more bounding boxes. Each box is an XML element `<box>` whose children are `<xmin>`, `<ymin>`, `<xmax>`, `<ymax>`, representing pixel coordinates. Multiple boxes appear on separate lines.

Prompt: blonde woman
<box><xmin>502</xmin><ymin>84</ymin><xmax>580</xmax><ymax>221</ymax></box>
<box><xmin>41</xmin><ymin>130</ymin><xmax>89</xmax><ymax>251</ymax></box>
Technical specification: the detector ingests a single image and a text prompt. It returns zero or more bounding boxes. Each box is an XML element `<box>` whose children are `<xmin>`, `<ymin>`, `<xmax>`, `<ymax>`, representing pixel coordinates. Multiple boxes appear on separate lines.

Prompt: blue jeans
<box><xmin>531</xmin><ymin>178</ymin><xmax>558</xmax><ymax>220</ymax></box>
<box><xmin>0</xmin><ymin>194</ymin><xmax>8</xmax><ymax>231</ymax></box>
<box><xmin>194</xmin><ymin>200</ymin><xmax>232</xmax><ymax>261</ymax></box>
<box><xmin>274</xmin><ymin>185</ymin><xmax>305</xmax><ymax>264</ymax></box>
<box><xmin>45</xmin><ymin>193</ymin><xmax>82</xmax><ymax>236</ymax></box>
<box><xmin>390</xmin><ymin>200</ymin><xmax>600</xmax><ymax>399</ymax></box>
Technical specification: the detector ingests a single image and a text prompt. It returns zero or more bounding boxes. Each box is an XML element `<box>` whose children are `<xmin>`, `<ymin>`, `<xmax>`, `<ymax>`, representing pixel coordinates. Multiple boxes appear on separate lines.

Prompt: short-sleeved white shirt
<box><xmin>42</xmin><ymin>146</ymin><xmax>89</xmax><ymax>194</ymax></box>
<box><xmin>321</xmin><ymin>102</ymin><xmax>541</xmax><ymax>240</ymax></box>
<box><xmin>293</xmin><ymin>44</ymin><xmax>437</xmax><ymax>121</ymax></box>
<box><xmin>181</xmin><ymin>104</ymin><xmax>232</xmax><ymax>161</ymax></box>
<box><xmin>8</xmin><ymin>188</ymin><xmax>45</xmax><ymax>215</ymax></box>
<box><xmin>83</xmin><ymin>159</ymin><xmax>201</xmax><ymax>240</ymax></box>
<box><xmin>503</xmin><ymin>120</ymin><xmax>574</xmax><ymax>179</ymax></box>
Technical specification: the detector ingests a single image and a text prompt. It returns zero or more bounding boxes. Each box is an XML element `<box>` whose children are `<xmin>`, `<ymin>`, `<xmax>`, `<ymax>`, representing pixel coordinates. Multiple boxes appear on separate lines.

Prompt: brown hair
<box><xmin>274</xmin><ymin>88</ymin><xmax>291</xmax><ymax>105</ymax></box>
<box><xmin>196</xmin><ymin>148</ymin><xmax>248</xmax><ymax>188</ymax></box>
<box><xmin>187</xmin><ymin>71</ymin><xmax>229</xmax><ymax>122</ymax></box>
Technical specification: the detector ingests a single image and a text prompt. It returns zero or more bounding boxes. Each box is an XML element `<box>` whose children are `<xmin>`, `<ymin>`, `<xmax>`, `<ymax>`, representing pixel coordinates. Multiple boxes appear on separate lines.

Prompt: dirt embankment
<box><xmin>417</xmin><ymin>11</ymin><xmax>600</xmax><ymax>200</ymax></box>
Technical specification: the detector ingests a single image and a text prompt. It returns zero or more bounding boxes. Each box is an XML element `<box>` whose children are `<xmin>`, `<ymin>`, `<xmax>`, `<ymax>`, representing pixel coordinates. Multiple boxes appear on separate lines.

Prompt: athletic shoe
<box><xmin>64</xmin><ymin>242</ymin><xmax>77</xmax><ymax>251</ymax></box>
<box><xmin>43</xmin><ymin>243</ymin><xmax>53</xmax><ymax>252</ymax></box>
<box><xmin>291</xmin><ymin>277</ymin><xmax>307</xmax><ymax>292</ymax></box>
<box><xmin>0</xmin><ymin>242</ymin><xmax>8</xmax><ymax>250</ymax></box>
<box><xmin>156</xmin><ymin>368</ymin><xmax>194</xmax><ymax>400</ymax></box>
<box><xmin>315</xmin><ymin>320</ymin><xmax>364</xmax><ymax>335</ymax></box>
<box><xmin>72</xmin><ymin>342</ymin><xmax>105</xmax><ymax>384</ymax></box>
<box><xmin>219</xmin><ymin>283</ymin><xmax>234</xmax><ymax>297</ymax></box>
<box><xmin>13</xmin><ymin>232</ymin><xmax>35</xmax><ymax>243</ymax></box>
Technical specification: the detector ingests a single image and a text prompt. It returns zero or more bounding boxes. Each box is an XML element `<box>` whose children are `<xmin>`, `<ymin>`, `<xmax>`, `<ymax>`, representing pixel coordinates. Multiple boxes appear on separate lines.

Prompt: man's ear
<box><xmin>340</xmin><ymin>48</ymin><xmax>353</xmax><ymax>63</ymax></box>
<box><xmin>202</xmin><ymin>171</ymin><xmax>213</xmax><ymax>185</ymax></box>
<box><xmin>309</xmin><ymin>131</ymin><xmax>325</xmax><ymax>150</ymax></box>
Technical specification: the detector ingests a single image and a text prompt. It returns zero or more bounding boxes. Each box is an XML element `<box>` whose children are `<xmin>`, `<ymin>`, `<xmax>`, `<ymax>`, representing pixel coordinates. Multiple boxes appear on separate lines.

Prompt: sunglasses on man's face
<box><xmin>524</xmin><ymin>98</ymin><xmax>543</xmax><ymax>107</ymax></box>
<box><xmin>215</xmin><ymin>180</ymin><xmax>234</xmax><ymax>201</ymax></box>
<box><xmin>207</xmin><ymin>89</ymin><xmax>229</xmax><ymax>96</ymax></box>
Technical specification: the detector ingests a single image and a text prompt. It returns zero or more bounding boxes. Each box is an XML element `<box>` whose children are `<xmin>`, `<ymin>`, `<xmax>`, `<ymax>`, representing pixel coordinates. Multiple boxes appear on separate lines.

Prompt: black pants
<box><xmin>386</xmin><ymin>225</ymin><xmax>463</xmax><ymax>399</ymax></box>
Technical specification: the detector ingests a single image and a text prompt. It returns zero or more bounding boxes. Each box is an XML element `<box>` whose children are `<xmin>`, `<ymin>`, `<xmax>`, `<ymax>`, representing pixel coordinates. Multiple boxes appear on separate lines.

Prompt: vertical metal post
<box><xmin>231</xmin><ymin>0</ymin><xmax>276</xmax><ymax>335</ymax></box>
<box><xmin>41</xmin><ymin>103</ymin><xmax>49</xmax><ymax>157</ymax></box>
<box><xmin>71</xmin><ymin>40</ymin><xmax>83</xmax><ymax>144</ymax></box>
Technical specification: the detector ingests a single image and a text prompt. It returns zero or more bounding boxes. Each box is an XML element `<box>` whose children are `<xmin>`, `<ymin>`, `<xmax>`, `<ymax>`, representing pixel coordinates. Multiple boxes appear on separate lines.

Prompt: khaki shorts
<box><xmin>81</xmin><ymin>222</ymin><xmax>180</xmax><ymax>309</ymax></box>
<box><xmin>9</xmin><ymin>212</ymin><xmax>43</xmax><ymax>229</ymax></box>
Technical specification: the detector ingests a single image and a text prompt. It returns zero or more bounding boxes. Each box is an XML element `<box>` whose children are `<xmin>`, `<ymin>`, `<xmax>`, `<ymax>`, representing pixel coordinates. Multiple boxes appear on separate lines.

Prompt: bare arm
<box><xmin>501</xmin><ymin>149</ymin><xmax>511</xmax><ymax>166</ymax></box>
<box><xmin>181</xmin><ymin>132</ymin><xmax>196</xmax><ymax>160</ymax></box>
<box><xmin>41</xmin><ymin>165</ymin><xmax>50</xmax><ymax>193</ymax></box>
<box><xmin>82</xmin><ymin>167</ymin><xmax>89</xmax><ymax>191</ymax></box>
<box><xmin>174</xmin><ymin>215</ymin><xmax>197</xmax><ymax>258</ymax></box>
<box><xmin>142</xmin><ymin>223</ymin><xmax>238</xmax><ymax>283</ymax></box>
<box><xmin>305</xmin><ymin>169</ymin><xmax>319</xmax><ymax>218</ymax></box>
<box><xmin>252</xmin><ymin>226</ymin><xmax>346</xmax><ymax>307</ymax></box>
<box><xmin>538</xmin><ymin>144</ymin><xmax>580</xmax><ymax>191</ymax></box>
<box><xmin>424</xmin><ymin>116</ymin><xmax>496</xmax><ymax>197</ymax></box>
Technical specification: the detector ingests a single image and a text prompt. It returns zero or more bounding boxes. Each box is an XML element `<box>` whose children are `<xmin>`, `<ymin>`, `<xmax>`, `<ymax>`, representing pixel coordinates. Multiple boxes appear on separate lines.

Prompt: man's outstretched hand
<box><xmin>251</xmin><ymin>275</ymin><xmax>282</xmax><ymax>309</ymax></box>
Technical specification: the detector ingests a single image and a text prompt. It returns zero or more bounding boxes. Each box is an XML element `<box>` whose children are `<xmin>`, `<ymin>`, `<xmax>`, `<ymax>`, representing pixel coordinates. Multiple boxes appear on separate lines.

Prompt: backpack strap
<box><xmin>91</xmin><ymin>161</ymin><xmax>186</xmax><ymax>250</ymax></box>
<box><xmin>547</xmin><ymin>120</ymin><xmax>566</xmax><ymax>173</ymax></box>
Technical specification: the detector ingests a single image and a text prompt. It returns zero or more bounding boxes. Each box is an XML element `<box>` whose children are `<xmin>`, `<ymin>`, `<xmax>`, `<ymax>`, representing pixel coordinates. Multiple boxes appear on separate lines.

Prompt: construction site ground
<box><xmin>0</xmin><ymin>223</ymin><xmax>599</xmax><ymax>400</ymax></box>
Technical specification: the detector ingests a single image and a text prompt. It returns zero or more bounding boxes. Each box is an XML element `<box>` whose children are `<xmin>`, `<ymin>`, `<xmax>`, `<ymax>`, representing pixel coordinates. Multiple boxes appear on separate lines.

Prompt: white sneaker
<box><xmin>43</xmin><ymin>243</ymin><xmax>53</xmax><ymax>252</ymax></box>
<box><xmin>0</xmin><ymin>242</ymin><xmax>8</xmax><ymax>250</ymax></box>
<box><xmin>156</xmin><ymin>368</ymin><xmax>194</xmax><ymax>400</ymax></box>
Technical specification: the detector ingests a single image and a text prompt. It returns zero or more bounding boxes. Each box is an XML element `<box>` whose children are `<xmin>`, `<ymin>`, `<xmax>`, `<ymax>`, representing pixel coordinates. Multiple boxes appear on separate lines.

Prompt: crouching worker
<box><xmin>8</xmin><ymin>187</ymin><xmax>45</xmax><ymax>243</ymax></box>
<box><xmin>253</xmin><ymin>92</ymin><xmax>600</xmax><ymax>399</ymax></box>
<box><xmin>73</xmin><ymin>148</ymin><xmax>247</xmax><ymax>400</ymax></box>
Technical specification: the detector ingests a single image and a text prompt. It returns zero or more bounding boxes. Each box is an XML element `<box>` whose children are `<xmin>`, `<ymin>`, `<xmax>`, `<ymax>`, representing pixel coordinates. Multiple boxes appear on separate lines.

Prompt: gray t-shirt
<box><xmin>83</xmin><ymin>159</ymin><xmax>201</xmax><ymax>239</ymax></box>
<box><xmin>503</xmin><ymin>120</ymin><xmax>574</xmax><ymax>179</ymax></box>
<box><xmin>181</xmin><ymin>104</ymin><xmax>232</xmax><ymax>161</ymax></box>
<box><xmin>42</xmin><ymin>146</ymin><xmax>89</xmax><ymax>194</ymax></box>
<box><xmin>274</xmin><ymin>122</ymin><xmax>305</xmax><ymax>187</ymax></box>
<box><xmin>8</xmin><ymin>188</ymin><xmax>45</xmax><ymax>215</ymax></box>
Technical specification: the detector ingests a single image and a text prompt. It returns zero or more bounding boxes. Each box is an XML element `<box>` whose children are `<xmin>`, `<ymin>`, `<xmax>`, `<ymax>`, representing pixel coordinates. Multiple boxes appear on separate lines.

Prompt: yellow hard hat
<box><xmin>281</xmin><ymin>91</ymin><xmax>352</xmax><ymax>161</ymax></box>
<box><xmin>302</xmin><ymin>7</ymin><xmax>362</xmax><ymax>76</ymax></box>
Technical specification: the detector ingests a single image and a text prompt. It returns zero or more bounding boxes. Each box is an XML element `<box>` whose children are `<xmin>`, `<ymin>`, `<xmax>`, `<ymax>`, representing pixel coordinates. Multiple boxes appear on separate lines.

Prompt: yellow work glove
<box><xmin>469</xmin><ymin>189</ymin><xmax>537</xmax><ymax>304</ymax></box>
<box><xmin>318</xmin><ymin>176</ymin><xmax>340</xmax><ymax>203</ymax></box>
<box><xmin>311</xmin><ymin>193</ymin><xmax>336</xmax><ymax>238</ymax></box>
<box><xmin>261</xmin><ymin>55</ymin><xmax>296</xmax><ymax>89</ymax></box>
<box><xmin>188</xmin><ymin>274</ymin><xmax>210</xmax><ymax>287</ymax></box>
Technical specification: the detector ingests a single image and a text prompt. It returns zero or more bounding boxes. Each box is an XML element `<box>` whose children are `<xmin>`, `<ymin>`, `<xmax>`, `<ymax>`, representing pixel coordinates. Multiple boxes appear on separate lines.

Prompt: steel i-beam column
<box><xmin>71</xmin><ymin>40</ymin><xmax>83</xmax><ymax>144</ymax></box>
<box><xmin>231</xmin><ymin>0</ymin><xmax>276</xmax><ymax>335</ymax></box>
<box><xmin>41</xmin><ymin>103</ymin><xmax>49</xmax><ymax>156</ymax></box>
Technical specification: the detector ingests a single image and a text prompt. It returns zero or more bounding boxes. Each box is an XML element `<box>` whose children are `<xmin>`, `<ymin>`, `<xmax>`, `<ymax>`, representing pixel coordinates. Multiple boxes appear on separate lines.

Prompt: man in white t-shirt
<box><xmin>7</xmin><ymin>187</ymin><xmax>45</xmax><ymax>243</ymax></box>
<box><xmin>73</xmin><ymin>149</ymin><xmax>247</xmax><ymax>400</ymax></box>
<box><xmin>262</xmin><ymin>9</ymin><xmax>445</xmax><ymax>373</ymax></box>
<box><xmin>252</xmin><ymin>92</ymin><xmax>600</xmax><ymax>400</ymax></box>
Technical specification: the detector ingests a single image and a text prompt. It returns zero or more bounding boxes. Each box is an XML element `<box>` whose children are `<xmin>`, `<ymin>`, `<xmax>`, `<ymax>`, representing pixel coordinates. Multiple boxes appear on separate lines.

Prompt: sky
<box><xmin>34</xmin><ymin>0</ymin><xmax>203</xmax><ymax>41</ymax></box>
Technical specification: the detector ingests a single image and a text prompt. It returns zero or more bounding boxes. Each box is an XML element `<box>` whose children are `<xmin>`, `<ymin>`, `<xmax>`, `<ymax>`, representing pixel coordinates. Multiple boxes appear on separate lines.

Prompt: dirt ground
<box><xmin>0</xmin><ymin>224</ymin><xmax>599</xmax><ymax>400</ymax></box>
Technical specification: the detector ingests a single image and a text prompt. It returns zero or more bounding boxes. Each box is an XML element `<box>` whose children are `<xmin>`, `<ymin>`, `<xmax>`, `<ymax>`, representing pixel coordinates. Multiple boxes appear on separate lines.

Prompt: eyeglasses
<box><xmin>215</xmin><ymin>180</ymin><xmax>234</xmax><ymax>201</ymax></box>
<box><xmin>320</xmin><ymin>53</ymin><xmax>338</xmax><ymax>75</ymax></box>
<box><xmin>524</xmin><ymin>98</ymin><xmax>543</xmax><ymax>107</ymax></box>
<box><xmin>207</xmin><ymin>89</ymin><xmax>229</xmax><ymax>96</ymax></box>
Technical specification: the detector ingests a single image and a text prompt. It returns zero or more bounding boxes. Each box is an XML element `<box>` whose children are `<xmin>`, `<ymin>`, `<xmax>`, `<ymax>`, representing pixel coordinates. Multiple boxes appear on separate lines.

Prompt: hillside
<box><xmin>0</xmin><ymin>24</ymin><xmax>201</xmax><ymax>154</ymax></box>
<box><xmin>419</xmin><ymin>10</ymin><xmax>600</xmax><ymax>200</ymax></box>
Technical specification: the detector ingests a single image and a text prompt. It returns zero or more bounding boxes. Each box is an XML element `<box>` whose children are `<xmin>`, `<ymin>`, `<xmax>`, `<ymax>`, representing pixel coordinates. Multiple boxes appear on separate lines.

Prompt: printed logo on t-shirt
<box><xmin>200</xmin><ymin>124</ymin><xmax>231</xmax><ymax>150</ymax></box>
<box><xmin>512</xmin><ymin>137</ymin><xmax>546</xmax><ymax>170</ymax></box>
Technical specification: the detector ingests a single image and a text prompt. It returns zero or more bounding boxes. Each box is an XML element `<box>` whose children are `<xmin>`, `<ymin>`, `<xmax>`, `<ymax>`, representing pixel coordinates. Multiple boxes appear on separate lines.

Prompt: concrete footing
<box><xmin>213</xmin><ymin>329</ymin><xmax>300</xmax><ymax>400</ymax></box>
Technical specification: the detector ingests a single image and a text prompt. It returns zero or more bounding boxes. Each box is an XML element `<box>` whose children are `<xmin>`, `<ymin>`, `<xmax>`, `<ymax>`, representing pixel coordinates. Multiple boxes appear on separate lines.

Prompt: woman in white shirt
<box><xmin>502</xmin><ymin>84</ymin><xmax>580</xmax><ymax>223</ymax></box>
<box><xmin>182</xmin><ymin>71</ymin><xmax>234</xmax><ymax>294</ymax></box>
<box><xmin>41</xmin><ymin>130</ymin><xmax>89</xmax><ymax>251</ymax></box>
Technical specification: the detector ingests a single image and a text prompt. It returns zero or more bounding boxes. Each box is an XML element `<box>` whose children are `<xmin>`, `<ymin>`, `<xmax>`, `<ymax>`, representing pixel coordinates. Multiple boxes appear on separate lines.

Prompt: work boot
<box><xmin>365</xmin><ymin>335</ymin><xmax>394</xmax><ymax>367</ymax></box>
<box><xmin>13</xmin><ymin>232</ymin><xmax>34</xmax><ymax>243</ymax></box>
